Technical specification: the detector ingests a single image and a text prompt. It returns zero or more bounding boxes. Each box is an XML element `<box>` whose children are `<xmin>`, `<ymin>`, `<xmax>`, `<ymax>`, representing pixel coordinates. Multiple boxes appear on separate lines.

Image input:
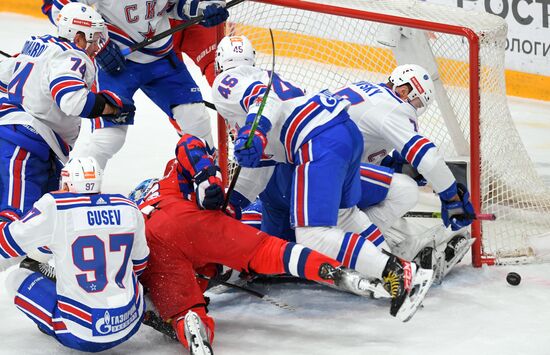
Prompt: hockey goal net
<box><xmin>217</xmin><ymin>0</ymin><xmax>550</xmax><ymax>266</ymax></box>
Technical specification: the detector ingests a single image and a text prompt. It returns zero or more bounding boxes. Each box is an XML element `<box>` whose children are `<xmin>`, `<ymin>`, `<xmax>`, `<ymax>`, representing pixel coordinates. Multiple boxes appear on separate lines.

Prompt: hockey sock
<box><xmin>173</xmin><ymin>306</ymin><xmax>215</xmax><ymax>349</ymax></box>
<box><xmin>249</xmin><ymin>236</ymin><xmax>341</xmax><ymax>284</ymax></box>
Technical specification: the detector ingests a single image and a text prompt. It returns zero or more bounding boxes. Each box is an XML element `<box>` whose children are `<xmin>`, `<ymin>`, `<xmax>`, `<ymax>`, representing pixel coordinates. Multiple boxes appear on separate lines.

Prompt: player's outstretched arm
<box><xmin>0</xmin><ymin>194</ymin><xmax>56</xmax><ymax>259</ymax></box>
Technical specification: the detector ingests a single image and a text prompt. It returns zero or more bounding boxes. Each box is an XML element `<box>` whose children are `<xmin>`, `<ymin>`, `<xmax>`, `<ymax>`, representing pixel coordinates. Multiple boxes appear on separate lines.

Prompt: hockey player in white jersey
<box><xmin>252</xmin><ymin>65</ymin><xmax>476</xmax><ymax>283</ymax></box>
<box><xmin>329</xmin><ymin>64</ymin><xmax>475</xmax><ymax>281</ymax></box>
<box><xmin>0</xmin><ymin>3</ymin><xmax>134</xmax><ymax>216</ymax></box>
<box><xmin>1</xmin><ymin>157</ymin><xmax>149</xmax><ymax>352</ymax></box>
<box><xmin>50</xmin><ymin>0</ymin><xmax>229</xmax><ymax>169</ymax></box>
<box><xmin>212</xmin><ymin>35</ymin><xmax>434</xmax><ymax>321</ymax></box>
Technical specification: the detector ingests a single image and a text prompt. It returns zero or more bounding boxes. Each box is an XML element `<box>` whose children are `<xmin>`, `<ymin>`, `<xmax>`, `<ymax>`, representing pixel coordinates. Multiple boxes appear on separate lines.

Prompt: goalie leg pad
<box><xmin>385</xmin><ymin>219</ymin><xmax>446</xmax><ymax>261</ymax></box>
<box><xmin>432</xmin><ymin>232</ymin><xmax>474</xmax><ymax>284</ymax></box>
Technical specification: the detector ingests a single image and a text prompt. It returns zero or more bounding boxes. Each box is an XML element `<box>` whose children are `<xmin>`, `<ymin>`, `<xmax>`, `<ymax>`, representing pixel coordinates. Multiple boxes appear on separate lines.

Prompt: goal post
<box><xmin>217</xmin><ymin>0</ymin><xmax>550</xmax><ymax>266</ymax></box>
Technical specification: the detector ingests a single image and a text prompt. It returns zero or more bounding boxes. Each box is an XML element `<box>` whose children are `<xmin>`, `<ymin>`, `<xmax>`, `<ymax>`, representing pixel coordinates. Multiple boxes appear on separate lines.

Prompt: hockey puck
<box><xmin>506</xmin><ymin>272</ymin><xmax>521</xmax><ymax>286</ymax></box>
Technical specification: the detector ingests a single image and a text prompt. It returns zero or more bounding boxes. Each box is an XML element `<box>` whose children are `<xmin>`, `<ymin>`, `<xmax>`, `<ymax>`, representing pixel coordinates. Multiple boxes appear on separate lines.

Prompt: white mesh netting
<box><xmin>220</xmin><ymin>0</ymin><xmax>550</xmax><ymax>264</ymax></box>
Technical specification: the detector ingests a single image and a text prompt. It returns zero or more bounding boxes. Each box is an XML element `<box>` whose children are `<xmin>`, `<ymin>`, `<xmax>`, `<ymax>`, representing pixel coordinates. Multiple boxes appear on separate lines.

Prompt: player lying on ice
<box><xmin>236</xmin><ymin>64</ymin><xmax>476</xmax><ymax>284</ymax></box>
<box><xmin>126</xmin><ymin>133</ymin><xmax>435</xmax><ymax>354</ymax></box>
<box><xmin>0</xmin><ymin>157</ymin><xmax>150</xmax><ymax>352</ymax></box>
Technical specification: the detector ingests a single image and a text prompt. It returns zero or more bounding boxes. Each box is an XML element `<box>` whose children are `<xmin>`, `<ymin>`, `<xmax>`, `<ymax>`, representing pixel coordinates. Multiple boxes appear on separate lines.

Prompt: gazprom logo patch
<box><xmin>93</xmin><ymin>304</ymin><xmax>138</xmax><ymax>336</ymax></box>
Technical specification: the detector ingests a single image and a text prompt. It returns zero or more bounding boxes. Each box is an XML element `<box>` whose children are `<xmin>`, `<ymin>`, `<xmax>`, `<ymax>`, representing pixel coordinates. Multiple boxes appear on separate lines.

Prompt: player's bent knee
<box><xmin>387</xmin><ymin>173</ymin><xmax>419</xmax><ymax>212</ymax></box>
<box><xmin>5</xmin><ymin>268</ymin><xmax>34</xmax><ymax>300</ymax></box>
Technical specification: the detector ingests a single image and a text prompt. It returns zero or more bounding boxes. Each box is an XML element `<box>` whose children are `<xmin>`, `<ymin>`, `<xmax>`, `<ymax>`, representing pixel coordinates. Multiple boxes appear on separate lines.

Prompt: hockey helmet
<box><xmin>215</xmin><ymin>35</ymin><xmax>256</xmax><ymax>72</ymax></box>
<box><xmin>57</xmin><ymin>3</ymin><xmax>107</xmax><ymax>45</ymax></box>
<box><xmin>128</xmin><ymin>178</ymin><xmax>159</xmax><ymax>205</ymax></box>
<box><xmin>60</xmin><ymin>157</ymin><xmax>103</xmax><ymax>194</ymax></box>
<box><xmin>389</xmin><ymin>64</ymin><xmax>435</xmax><ymax>115</ymax></box>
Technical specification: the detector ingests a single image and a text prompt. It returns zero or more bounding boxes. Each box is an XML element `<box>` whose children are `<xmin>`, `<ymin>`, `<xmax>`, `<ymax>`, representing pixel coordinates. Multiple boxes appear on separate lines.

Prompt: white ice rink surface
<box><xmin>1</xmin><ymin>13</ymin><xmax>550</xmax><ymax>355</ymax></box>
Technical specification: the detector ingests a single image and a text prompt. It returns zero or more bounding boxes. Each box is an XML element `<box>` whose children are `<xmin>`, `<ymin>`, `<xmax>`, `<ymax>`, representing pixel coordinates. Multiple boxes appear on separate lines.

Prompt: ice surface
<box><xmin>1</xmin><ymin>13</ymin><xmax>550</xmax><ymax>355</ymax></box>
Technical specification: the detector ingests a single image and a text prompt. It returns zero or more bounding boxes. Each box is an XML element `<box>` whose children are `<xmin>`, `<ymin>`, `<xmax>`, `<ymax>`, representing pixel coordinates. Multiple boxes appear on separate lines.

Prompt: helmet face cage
<box><xmin>128</xmin><ymin>178</ymin><xmax>160</xmax><ymax>205</ymax></box>
<box><xmin>215</xmin><ymin>35</ymin><xmax>256</xmax><ymax>72</ymax></box>
<box><xmin>60</xmin><ymin>157</ymin><xmax>103</xmax><ymax>194</ymax></box>
<box><xmin>389</xmin><ymin>64</ymin><xmax>435</xmax><ymax>116</ymax></box>
<box><xmin>57</xmin><ymin>3</ymin><xmax>107</xmax><ymax>45</ymax></box>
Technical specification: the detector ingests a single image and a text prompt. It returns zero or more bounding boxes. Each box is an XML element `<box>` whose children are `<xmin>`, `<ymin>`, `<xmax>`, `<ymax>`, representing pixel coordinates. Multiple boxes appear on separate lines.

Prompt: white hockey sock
<box><xmin>172</xmin><ymin>103</ymin><xmax>214</xmax><ymax>147</ymax></box>
<box><xmin>81</xmin><ymin>125</ymin><xmax>128</xmax><ymax>170</ymax></box>
<box><xmin>296</xmin><ymin>226</ymin><xmax>389</xmax><ymax>279</ymax></box>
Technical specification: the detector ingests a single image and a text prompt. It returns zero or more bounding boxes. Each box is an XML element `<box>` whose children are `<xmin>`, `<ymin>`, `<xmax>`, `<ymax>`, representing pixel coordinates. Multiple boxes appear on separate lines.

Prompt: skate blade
<box><xmin>434</xmin><ymin>237</ymin><xmax>475</xmax><ymax>284</ymax></box>
<box><xmin>395</xmin><ymin>268</ymin><xmax>434</xmax><ymax>322</ymax></box>
<box><xmin>186</xmin><ymin>315</ymin><xmax>213</xmax><ymax>355</ymax></box>
<box><xmin>359</xmin><ymin>279</ymin><xmax>391</xmax><ymax>299</ymax></box>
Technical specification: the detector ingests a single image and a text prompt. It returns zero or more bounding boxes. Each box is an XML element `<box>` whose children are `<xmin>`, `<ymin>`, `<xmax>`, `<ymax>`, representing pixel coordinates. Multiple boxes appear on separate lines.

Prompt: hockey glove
<box><xmin>0</xmin><ymin>207</ymin><xmax>22</xmax><ymax>222</ymax></box>
<box><xmin>95</xmin><ymin>39</ymin><xmax>126</xmax><ymax>74</ymax></box>
<box><xmin>186</xmin><ymin>0</ymin><xmax>229</xmax><ymax>27</ymax></box>
<box><xmin>380</xmin><ymin>151</ymin><xmax>426</xmax><ymax>186</ymax></box>
<box><xmin>201</xmin><ymin>1</ymin><xmax>229</xmax><ymax>27</ymax></box>
<box><xmin>440</xmin><ymin>183</ymin><xmax>475</xmax><ymax>231</ymax></box>
<box><xmin>194</xmin><ymin>165</ymin><xmax>224</xmax><ymax>210</ymax></box>
<box><xmin>234</xmin><ymin>126</ymin><xmax>268</xmax><ymax>168</ymax></box>
<box><xmin>225</xmin><ymin>190</ymin><xmax>250</xmax><ymax>220</ymax></box>
<box><xmin>99</xmin><ymin>90</ymin><xmax>136</xmax><ymax>124</ymax></box>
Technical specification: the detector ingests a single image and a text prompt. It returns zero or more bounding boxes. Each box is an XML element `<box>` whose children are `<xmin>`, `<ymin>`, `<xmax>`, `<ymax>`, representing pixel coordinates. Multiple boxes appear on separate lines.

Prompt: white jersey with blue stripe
<box><xmin>212</xmin><ymin>65</ymin><xmax>351</xmax><ymax>165</ymax></box>
<box><xmin>0</xmin><ymin>192</ymin><xmax>149</xmax><ymax>343</ymax></box>
<box><xmin>334</xmin><ymin>81</ymin><xmax>455</xmax><ymax>194</ymax></box>
<box><xmin>0</xmin><ymin>35</ymin><xmax>96</xmax><ymax>158</ymax></box>
<box><xmin>52</xmin><ymin>0</ymin><xmax>190</xmax><ymax>64</ymax></box>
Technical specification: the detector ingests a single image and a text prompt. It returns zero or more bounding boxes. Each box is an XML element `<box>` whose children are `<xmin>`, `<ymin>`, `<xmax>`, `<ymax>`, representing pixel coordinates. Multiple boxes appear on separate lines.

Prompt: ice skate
<box><xmin>318</xmin><ymin>263</ymin><xmax>390</xmax><ymax>299</ymax></box>
<box><xmin>184</xmin><ymin>310</ymin><xmax>213</xmax><ymax>355</ymax></box>
<box><xmin>382</xmin><ymin>254</ymin><xmax>433</xmax><ymax>322</ymax></box>
<box><xmin>19</xmin><ymin>257</ymin><xmax>56</xmax><ymax>282</ymax></box>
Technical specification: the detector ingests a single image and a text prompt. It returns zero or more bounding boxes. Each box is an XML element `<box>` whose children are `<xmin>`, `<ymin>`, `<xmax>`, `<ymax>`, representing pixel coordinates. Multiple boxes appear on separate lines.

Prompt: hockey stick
<box><xmin>120</xmin><ymin>0</ymin><xmax>246</xmax><ymax>56</ymax></box>
<box><xmin>403</xmin><ymin>211</ymin><xmax>496</xmax><ymax>221</ymax></box>
<box><xmin>222</xmin><ymin>28</ymin><xmax>276</xmax><ymax>212</ymax></box>
<box><xmin>204</xmin><ymin>100</ymin><xmax>216</xmax><ymax>111</ymax></box>
<box><xmin>198</xmin><ymin>273</ymin><xmax>296</xmax><ymax>311</ymax></box>
<box><xmin>142</xmin><ymin>311</ymin><xmax>178</xmax><ymax>340</ymax></box>
<box><xmin>0</xmin><ymin>50</ymin><xmax>12</xmax><ymax>58</ymax></box>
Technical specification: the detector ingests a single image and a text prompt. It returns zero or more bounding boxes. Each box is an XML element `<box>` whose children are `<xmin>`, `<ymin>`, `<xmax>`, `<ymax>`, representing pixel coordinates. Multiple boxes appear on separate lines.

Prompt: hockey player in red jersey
<box><xmin>128</xmin><ymin>134</ymin><xmax>411</xmax><ymax>354</ymax></box>
<box><xmin>170</xmin><ymin>21</ymin><xmax>223</xmax><ymax>85</ymax></box>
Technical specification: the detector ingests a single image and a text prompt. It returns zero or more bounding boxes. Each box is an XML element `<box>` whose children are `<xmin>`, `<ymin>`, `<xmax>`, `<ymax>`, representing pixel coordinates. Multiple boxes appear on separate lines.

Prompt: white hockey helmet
<box><xmin>215</xmin><ymin>35</ymin><xmax>256</xmax><ymax>72</ymax></box>
<box><xmin>57</xmin><ymin>3</ymin><xmax>106</xmax><ymax>44</ymax></box>
<box><xmin>389</xmin><ymin>64</ymin><xmax>435</xmax><ymax>115</ymax></box>
<box><xmin>60</xmin><ymin>157</ymin><xmax>103</xmax><ymax>194</ymax></box>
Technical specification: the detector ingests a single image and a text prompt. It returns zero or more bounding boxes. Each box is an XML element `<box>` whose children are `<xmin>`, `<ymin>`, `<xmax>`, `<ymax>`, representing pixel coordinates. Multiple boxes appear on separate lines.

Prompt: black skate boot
<box><xmin>20</xmin><ymin>257</ymin><xmax>56</xmax><ymax>282</ymax></box>
<box><xmin>382</xmin><ymin>254</ymin><xmax>415</xmax><ymax>317</ymax></box>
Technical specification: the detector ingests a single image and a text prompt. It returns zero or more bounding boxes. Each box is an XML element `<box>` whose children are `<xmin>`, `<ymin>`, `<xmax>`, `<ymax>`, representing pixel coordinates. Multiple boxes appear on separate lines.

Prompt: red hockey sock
<box><xmin>249</xmin><ymin>237</ymin><xmax>341</xmax><ymax>283</ymax></box>
<box><xmin>173</xmin><ymin>306</ymin><xmax>215</xmax><ymax>349</ymax></box>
